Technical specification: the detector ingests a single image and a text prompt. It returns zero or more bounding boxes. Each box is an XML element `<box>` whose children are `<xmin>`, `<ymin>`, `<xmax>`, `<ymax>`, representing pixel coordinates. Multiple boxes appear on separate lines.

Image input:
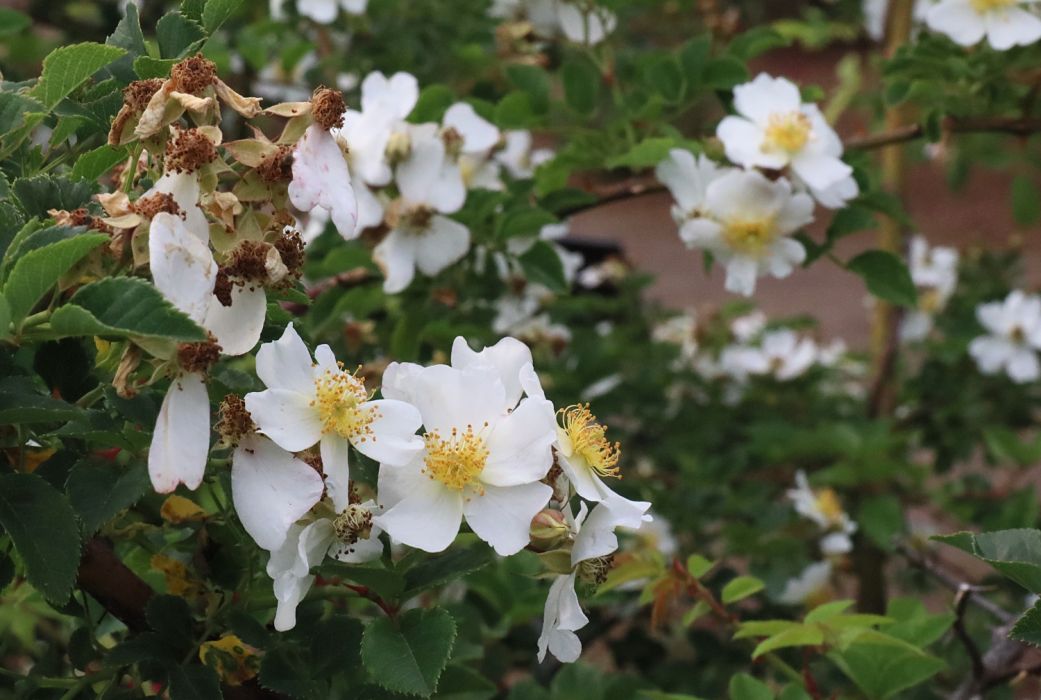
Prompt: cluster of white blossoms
<box><xmin>270</xmin><ymin>0</ymin><xmax>368</xmax><ymax>24</ymax></box>
<box><xmin>969</xmin><ymin>290</ymin><xmax>1041</xmax><ymax>383</ymax></box>
<box><xmin>901</xmin><ymin>235</ymin><xmax>960</xmax><ymax>342</ymax></box>
<box><xmin>291</xmin><ymin>69</ymin><xmax>565</xmax><ymax>294</ymax></box>
<box><xmin>194</xmin><ymin>327</ymin><xmax>651</xmax><ymax>660</ymax></box>
<box><xmin>656</xmin><ymin>73</ymin><xmax>857</xmax><ymax>296</ymax></box>
<box><xmin>862</xmin><ymin>0</ymin><xmax>1041</xmax><ymax>49</ymax></box>
<box><xmin>778</xmin><ymin>471</ymin><xmax>857</xmax><ymax>605</ymax></box>
<box><xmin>490</xmin><ymin>0</ymin><xmax>617</xmax><ymax>46</ymax></box>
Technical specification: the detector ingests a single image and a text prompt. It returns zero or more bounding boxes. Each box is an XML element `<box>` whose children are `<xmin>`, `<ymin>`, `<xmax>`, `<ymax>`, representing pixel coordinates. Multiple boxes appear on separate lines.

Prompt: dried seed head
<box><xmin>165</xmin><ymin>127</ymin><xmax>218</xmax><ymax>174</ymax></box>
<box><xmin>214</xmin><ymin>268</ymin><xmax>234</xmax><ymax>307</ymax></box>
<box><xmin>256</xmin><ymin>144</ymin><xmax>294</xmax><ymax>183</ymax></box>
<box><xmin>176</xmin><ymin>334</ymin><xmax>223</xmax><ymax>373</ymax></box>
<box><xmin>311</xmin><ymin>86</ymin><xmax>347</xmax><ymax>130</ymax></box>
<box><xmin>132</xmin><ymin>192</ymin><xmax>181</xmax><ymax>219</ymax></box>
<box><xmin>224</xmin><ymin>241</ymin><xmax>272</xmax><ymax>284</ymax></box>
<box><xmin>123</xmin><ymin>78</ymin><xmax>165</xmax><ymax>111</ymax></box>
<box><xmin>170</xmin><ymin>54</ymin><xmax>217</xmax><ymax>95</ymax></box>
<box><xmin>216</xmin><ymin>394</ymin><xmax>255</xmax><ymax>444</ymax></box>
<box><xmin>441</xmin><ymin>127</ymin><xmax>464</xmax><ymax>157</ymax></box>
<box><xmin>272</xmin><ymin>227</ymin><xmax>305</xmax><ymax>281</ymax></box>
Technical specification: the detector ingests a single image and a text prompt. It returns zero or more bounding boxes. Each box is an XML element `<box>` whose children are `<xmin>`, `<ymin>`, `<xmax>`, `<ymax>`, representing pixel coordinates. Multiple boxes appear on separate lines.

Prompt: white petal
<box><xmin>245</xmin><ymin>388</ymin><xmax>324</xmax><ymax>452</ymax></box>
<box><xmin>203</xmin><ymin>284</ymin><xmax>266</xmax><ymax>357</ymax></box>
<box><xmin>706</xmin><ymin>169</ymin><xmax>784</xmax><ymax>222</ymax></box>
<box><xmin>373</xmin><ymin>229</ymin><xmax>419</xmax><ymax>294</ymax></box>
<box><xmin>678</xmin><ymin>218</ymin><xmax>725</xmax><ymax>250</ymax></box>
<box><xmin>361</xmin><ymin>71</ymin><xmax>419</xmax><ymax>120</ymax></box>
<box><xmin>297</xmin><ymin>0</ymin><xmax>338</xmax><ymax>23</ymax></box>
<box><xmin>481</xmin><ymin>398</ymin><xmax>556</xmax><ymax>486</ymax></box>
<box><xmin>289</xmin><ymin>124</ymin><xmax>358</xmax><ymax>240</ymax></box>
<box><xmin>790</xmin><ymin>151</ymin><xmax>853</xmax><ymax>192</ymax></box>
<box><xmin>985</xmin><ymin>6</ymin><xmax>1041</xmax><ymax>49</ymax></box>
<box><xmin>148</xmin><ymin>373</ymin><xmax>210</xmax><ymax>493</ymax></box>
<box><xmin>397</xmin><ymin>126</ymin><xmax>445</xmax><ymax>206</ymax></box>
<box><xmin>557</xmin><ymin>453</ymin><xmax>605</xmax><ymax>502</ymax></box>
<box><xmin>352</xmin><ymin>399</ymin><xmax>423</xmax><ymax>466</ymax></box>
<box><xmin>272</xmin><ymin>572</ymin><xmax>313</xmax><ymax>631</ymax></box>
<box><xmin>232</xmin><ymin>435</ymin><xmax>324</xmax><ymax>551</ymax></box>
<box><xmin>353</xmin><ymin>176</ymin><xmax>385</xmax><ymax>234</ymax></box>
<box><xmin>450</xmin><ymin>335</ymin><xmax>534</xmax><ymax>410</ymax></box>
<box><xmin>409</xmin><ymin>364</ymin><xmax>506</xmax><ymax>434</ymax></box>
<box><xmin>443</xmin><ymin>102</ymin><xmax>500</xmax><ymax>154</ymax></box>
<box><xmin>724</xmin><ymin>257</ymin><xmax>760</xmax><ymax>296</ymax></box>
<box><xmin>927</xmin><ymin>0</ymin><xmax>987</xmax><ymax>45</ymax></box>
<box><xmin>149</xmin><ymin>212</ymin><xmax>217</xmax><ymax>324</ymax></box>
<box><xmin>733</xmin><ymin>73</ymin><xmax>802</xmax><ymax>123</ymax></box>
<box><xmin>375</xmin><ymin>464</ymin><xmax>464</xmax><ymax>552</ymax></box>
<box><xmin>255</xmin><ymin>323</ymin><xmax>315</xmax><ymax>394</ymax></box>
<box><xmin>428</xmin><ymin>162</ymin><xmax>467</xmax><ymax>215</ymax></box>
<box><xmin>380</xmin><ymin>361</ymin><xmax>425</xmax><ymax>403</ymax></box>
<box><xmin>320</xmin><ymin>434</ymin><xmax>352</xmax><ymax>513</ymax></box>
<box><xmin>537</xmin><ymin>573</ymin><xmax>586</xmax><ymax>663</ymax></box>
<box><xmin>413</xmin><ymin>216</ymin><xmax>470</xmax><ymax>277</ymax></box>
<box><xmin>463</xmin><ymin>481</ymin><xmax>552</xmax><ymax>555</ymax></box>
<box><xmin>150</xmin><ymin>171</ymin><xmax>208</xmax><ymax>241</ymax></box>
<box><xmin>1007</xmin><ymin>348</ymin><xmax>1040</xmax><ymax>383</ymax></box>
<box><xmin>775</xmin><ymin>190</ymin><xmax>815</xmax><ymax>236</ymax></box>
<box><xmin>717</xmin><ymin>117</ymin><xmax>786</xmax><ymax>170</ymax></box>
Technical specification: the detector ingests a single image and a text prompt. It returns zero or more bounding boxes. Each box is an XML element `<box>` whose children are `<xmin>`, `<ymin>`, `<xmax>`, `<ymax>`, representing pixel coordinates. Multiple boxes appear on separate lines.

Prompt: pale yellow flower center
<box><xmin>722</xmin><ymin>217</ymin><xmax>777</xmax><ymax>257</ymax></box>
<box><xmin>423</xmin><ymin>424</ymin><xmax>490</xmax><ymax>490</ymax></box>
<box><xmin>763</xmin><ymin>111</ymin><xmax>812</xmax><ymax>153</ymax></box>
<box><xmin>970</xmin><ymin>0</ymin><xmax>1016</xmax><ymax>12</ymax></box>
<box><xmin>558</xmin><ymin>404</ymin><xmax>621</xmax><ymax>479</ymax></box>
<box><xmin>311</xmin><ymin>366</ymin><xmax>376</xmax><ymax>441</ymax></box>
<box><xmin>814</xmin><ymin>488</ymin><xmax>845</xmax><ymax>526</ymax></box>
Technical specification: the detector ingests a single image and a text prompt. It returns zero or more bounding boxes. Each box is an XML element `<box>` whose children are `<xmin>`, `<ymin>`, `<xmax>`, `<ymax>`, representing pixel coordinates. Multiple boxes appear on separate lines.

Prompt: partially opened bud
<box><xmin>529</xmin><ymin>508</ymin><xmax>570</xmax><ymax>551</ymax></box>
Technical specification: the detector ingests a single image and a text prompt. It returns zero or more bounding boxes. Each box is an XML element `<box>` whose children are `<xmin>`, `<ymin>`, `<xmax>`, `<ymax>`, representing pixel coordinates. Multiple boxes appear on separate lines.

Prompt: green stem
<box><xmin>75</xmin><ymin>384</ymin><xmax>106</xmax><ymax>409</ymax></box>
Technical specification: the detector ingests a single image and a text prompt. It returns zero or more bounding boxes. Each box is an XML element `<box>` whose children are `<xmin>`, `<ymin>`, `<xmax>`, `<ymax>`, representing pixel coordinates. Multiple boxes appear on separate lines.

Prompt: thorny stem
<box><xmin>343</xmin><ymin>582</ymin><xmax>399</xmax><ymax>619</ymax></box>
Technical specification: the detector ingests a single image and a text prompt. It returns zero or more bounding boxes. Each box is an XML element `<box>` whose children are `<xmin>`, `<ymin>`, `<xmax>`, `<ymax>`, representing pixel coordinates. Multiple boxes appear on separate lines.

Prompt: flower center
<box><xmin>970</xmin><ymin>0</ymin><xmax>1016</xmax><ymax>12</ymax></box>
<box><xmin>385</xmin><ymin>129</ymin><xmax>412</xmax><ymax>163</ymax></box>
<box><xmin>722</xmin><ymin>217</ymin><xmax>776</xmax><ymax>257</ymax></box>
<box><xmin>814</xmin><ymin>488</ymin><xmax>845</xmax><ymax>525</ymax></box>
<box><xmin>399</xmin><ymin>205</ymin><xmax>434</xmax><ymax>235</ymax></box>
<box><xmin>919</xmin><ymin>288</ymin><xmax>943</xmax><ymax>314</ymax></box>
<box><xmin>422</xmin><ymin>424</ymin><xmax>490</xmax><ymax>490</ymax></box>
<box><xmin>763</xmin><ymin>111</ymin><xmax>812</xmax><ymax>153</ymax></box>
<box><xmin>577</xmin><ymin>554</ymin><xmax>614</xmax><ymax>585</ymax></box>
<box><xmin>1010</xmin><ymin>325</ymin><xmax>1026</xmax><ymax>344</ymax></box>
<box><xmin>558</xmin><ymin>404</ymin><xmax>621</xmax><ymax>479</ymax></box>
<box><xmin>311</xmin><ymin>366</ymin><xmax>376</xmax><ymax>441</ymax></box>
<box><xmin>333</xmin><ymin>504</ymin><xmax>374</xmax><ymax>545</ymax></box>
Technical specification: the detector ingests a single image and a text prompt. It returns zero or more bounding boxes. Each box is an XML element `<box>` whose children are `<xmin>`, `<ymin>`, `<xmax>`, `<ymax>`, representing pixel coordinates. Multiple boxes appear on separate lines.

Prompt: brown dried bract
<box><xmin>311</xmin><ymin>86</ymin><xmax>346</xmax><ymax>131</ymax></box>
<box><xmin>131</xmin><ymin>192</ymin><xmax>181</xmax><ymax>219</ymax></box>
<box><xmin>213</xmin><ymin>269</ymin><xmax>234</xmax><ymax>307</ymax></box>
<box><xmin>165</xmin><ymin>127</ymin><xmax>218</xmax><ymax>174</ymax></box>
<box><xmin>256</xmin><ymin>144</ymin><xmax>294</xmax><ymax>183</ymax></box>
<box><xmin>177</xmin><ymin>334</ymin><xmax>223</xmax><ymax>373</ymax></box>
<box><xmin>170</xmin><ymin>54</ymin><xmax>217</xmax><ymax>95</ymax></box>
<box><xmin>216</xmin><ymin>394</ymin><xmax>255</xmax><ymax>444</ymax></box>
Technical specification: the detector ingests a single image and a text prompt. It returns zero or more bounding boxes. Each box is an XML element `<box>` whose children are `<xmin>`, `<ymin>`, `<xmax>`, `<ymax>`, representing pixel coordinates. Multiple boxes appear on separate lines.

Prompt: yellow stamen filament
<box><xmin>763</xmin><ymin>111</ymin><xmax>811</xmax><ymax>153</ymax></box>
<box><xmin>722</xmin><ymin>217</ymin><xmax>776</xmax><ymax>257</ymax></box>
<box><xmin>423</xmin><ymin>424</ymin><xmax>489</xmax><ymax>490</ymax></box>
<box><xmin>311</xmin><ymin>365</ymin><xmax>377</xmax><ymax>442</ymax></box>
<box><xmin>559</xmin><ymin>404</ymin><xmax>621</xmax><ymax>479</ymax></box>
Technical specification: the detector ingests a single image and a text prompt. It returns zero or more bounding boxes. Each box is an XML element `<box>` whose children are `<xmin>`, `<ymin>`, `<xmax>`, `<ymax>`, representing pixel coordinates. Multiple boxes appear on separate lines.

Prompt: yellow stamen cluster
<box><xmin>559</xmin><ymin>404</ymin><xmax>621</xmax><ymax>479</ymax></box>
<box><xmin>814</xmin><ymin>488</ymin><xmax>845</xmax><ymax>526</ymax></box>
<box><xmin>763</xmin><ymin>110</ymin><xmax>811</xmax><ymax>153</ymax></box>
<box><xmin>311</xmin><ymin>365</ymin><xmax>377</xmax><ymax>441</ymax></box>
<box><xmin>423</xmin><ymin>424</ymin><xmax>490</xmax><ymax>490</ymax></box>
<box><xmin>971</xmin><ymin>0</ymin><xmax>1016</xmax><ymax>11</ymax></box>
<box><xmin>722</xmin><ymin>217</ymin><xmax>776</xmax><ymax>257</ymax></box>
<box><xmin>333</xmin><ymin>504</ymin><xmax>374</xmax><ymax>545</ymax></box>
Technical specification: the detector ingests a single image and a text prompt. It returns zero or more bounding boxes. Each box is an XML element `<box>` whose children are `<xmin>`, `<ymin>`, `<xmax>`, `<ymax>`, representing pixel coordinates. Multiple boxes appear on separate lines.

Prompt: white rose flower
<box><xmin>340</xmin><ymin>72</ymin><xmax>419</xmax><ymax>188</ymax></box>
<box><xmin>289</xmin><ymin>123</ymin><xmax>358</xmax><ymax>240</ymax></box>
<box><xmin>556</xmin><ymin>2</ymin><xmax>617</xmax><ymax>45</ymax></box>
<box><xmin>727</xmin><ymin>329</ymin><xmax>819</xmax><ymax>381</ymax></box>
<box><xmin>926</xmin><ymin>0</ymin><xmax>1041</xmax><ymax>50</ymax></box>
<box><xmin>270</xmin><ymin>0</ymin><xmax>368</xmax><ymax>23</ymax></box>
<box><xmin>243</xmin><ymin>323</ymin><xmax>424</xmax><ymax>507</ymax></box>
<box><xmin>777</xmin><ymin>560</ymin><xmax>833</xmax><ymax>605</ymax></box>
<box><xmin>717</xmin><ymin>74</ymin><xmax>857</xmax><ymax>207</ymax></box>
<box><xmin>655</xmin><ymin>149</ymin><xmax>730</xmax><ymax>226</ymax></box>
<box><xmin>496</xmin><ymin>130</ymin><xmax>554</xmax><ymax>179</ymax></box>
<box><xmin>787</xmin><ymin>470</ymin><xmax>858</xmax><ymax>540</ymax></box>
<box><xmin>969</xmin><ymin>290</ymin><xmax>1041</xmax><ymax>383</ymax></box>
<box><xmin>680</xmin><ymin>169</ymin><xmax>814</xmax><ymax>296</ymax></box>
<box><xmin>901</xmin><ymin>235</ymin><xmax>959</xmax><ymax>342</ymax></box>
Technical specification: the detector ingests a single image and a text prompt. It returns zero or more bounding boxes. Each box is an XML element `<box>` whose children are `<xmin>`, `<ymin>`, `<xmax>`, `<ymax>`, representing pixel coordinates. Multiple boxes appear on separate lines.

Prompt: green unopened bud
<box><xmin>529</xmin><ymin>508</ymin><xmax>569</xmax><ymax>551</ymax></box>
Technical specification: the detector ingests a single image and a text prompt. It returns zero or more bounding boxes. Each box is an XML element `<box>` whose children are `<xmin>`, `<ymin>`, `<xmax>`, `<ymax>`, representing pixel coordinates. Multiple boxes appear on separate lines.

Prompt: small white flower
<box><xmin>244</xmin><ymin>324</ymin><xmax>424</xmax><ymax>506</ymax></box>
<box><xmin>147</xmin><ymin>213</ymin><xmax>267</xmax><ymax>493</ymax></box>
<box><xmin>375</xmin><ymin>337</ymin><xmax>556</xmax><ymax>555</ymax></box>
<box><xmin>787</xmin><ymin>470</ymin><xmax>858</xmax><ymax>538</ymax></box>
<box><xmin>655</xmin><ymin>149</ymin><xmax>729</xmax><ymax>226</ymax></box>
<box><xmin>730</xmin><ymin>310</ymin><xmax>767</xmax><ymax>343</ymax></box>
<box><xmin>373</xmin><ymin>124</ymin><xmax>470</xmax><ymax>293</ymax></box>
<box><xmin>271</xmin><ymin>0</ymin><xmax>368</xmax><ymax>23</ymax></box>
<box><xmin>496</xmin><ymin>130</ymin><xmax>554</xmax><ymax>179</ymax></box>
<box><xmin>556</xmin><ymin>2</ymin><xmax>617</xmax><ymax>45</ymax></box>
<box><xmin>717</xmin><ymin>74</ymin><xmax>857</xmax><ymax>207</ymax></box>
<box><xmin>289</xmin><ymin>123</ymin><xmax>358</xmax><ymax>240</ymax></box>
<box><xmin>901</xmin><ymin>236</ymin><xmax>959</xmax><ymax>342</ymax></box>
<box><xmin>652</xmin><ymin>313</ymin><xmax>699</xmax><ymax>363</ymax></box>
<box><xmin>443</xmin><ymin>103</ymin><xmax>501</xmax><ymax>156</ymax></box>
<box><xmin>729</xmin><ymin>329</ymin><xmax>819</xmax><ymax>381</ymax></box>
<box><xmin>680</xmin><ymin>169</ymin><xmax>814</xmax><ymax>296</ymax></box>
<box><xmin>340</xmin><ymin>72</ymin><xmax>419</xmax><ymax>188</ymax></box>
<box><xmin>926</xmin><ymin>0</ymin><xmax>1041</xmax><ymax>50</ymax></box>
<box><xmin>969</xmin><ymin>290</ymin><xmax>1041</xmax><ymax>383</ymax></box>
<box><xmin>777</xmin><ymin>560</ymin><xmax>832</xmax><ymax>605</ymax></box>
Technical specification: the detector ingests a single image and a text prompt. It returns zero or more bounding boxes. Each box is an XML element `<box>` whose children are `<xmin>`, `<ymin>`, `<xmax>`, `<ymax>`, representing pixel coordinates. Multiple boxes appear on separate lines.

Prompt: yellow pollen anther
<box><xmin>722</xmin><ymin>217</ymin><xmax>776</xmax><ymax>257</ymax></box>
<box><xmin>971</xmin><ymin>0</ymin><xmax>1016</xmax><ymax>11</ymax></box>
<box><xmin>814</xmin><ymin>488</ymin><xmax>845</xmax><ymax>525</ymax></box>
<box><xmin>422</xmin><ymin>424</ymin><xmax>490</xmax><ymax>490</ymax></box>
<box><xmin>559</xmin><ymin>404</ymin><xmax>621</xmax><ymax>479</ymax></box>
<box><xmin>763</xmin><ymin>110</ymin><xmax>811</xmax><ymax>153</ymax></box>
<box><xmin>310</xmin><ymin>366</ymin><xmax>376</xmax><ymax>441</ymax></box>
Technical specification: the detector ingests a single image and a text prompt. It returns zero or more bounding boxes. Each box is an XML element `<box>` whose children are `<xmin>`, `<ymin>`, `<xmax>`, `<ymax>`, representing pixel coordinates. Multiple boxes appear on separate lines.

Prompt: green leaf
<box><xmin>324</xmin><ymin>562</ymin><xmax>405</xmax><ymax>601</ymax></box>
<box><xmin>410</xmin><ymin>85</ymin><xmax>454</xmax><ymax>123</ymax></box>
<box><xmin>606</xmin><ymin>138</ymin><xmax>680</xmax><ymax>170</ymax></box>
<box><xmin>804</xmin><ymin>600</ymin><xmax>854</xmax><ymax>623</ymax></box>
<box><xmin>146</xmin><ymin>595</ymin><xmax>196</xmax><ymax>653</ymax></box>
<box><xmin>644</xmin><ymin>56</ymin><xmax>685</xmax><ymax>103</ymax></box>
<box><xmin>30</xmin><ymin>43</ymin><xmax>128</xmax><ymax>111</ymax></box>
<box><xmin>931</xmin><ymin>531</ymin><xmax>975</xmax><ymax>555</ymax></box>
<box><xmin>1011</xmin><ymin>600</ymin><xmax>1041</xmax><ymax>647</ymax></box>
<box><xmin>752</xmin><ymin>624</ymin><xmax>824</xmax><ymax>658</ymax></box>
<box><xmin>66</xmin><ymin>461</ymin><xmax>151</xmax><ymax>535</ymax></box>
<box><xmin>518</xmin><ymin>240</ymin><xmax>568</xmax><ymax>294</ymax></box>
<box><xmin>71</xmin><ymin>145</ymin><xmax>128</xmax><ymax>182</ymax></box>
<box><xmin>105</xmin><ymin>3</ymin><xmax>148</xmax><ymax>83</ymax></box>
<box><xmin>50</xmin><ymin>277</ymin><xmax>208</xmax><ymax>342</ymax></box>
<box><xmin>0</xmin><ymin>377</ymin><xmax>82</xmax><ymax>425</ymax></box>
<box><xmin>182</xmin><ymin>0</ymin><xmax>206</xmax><ymax>21</ymax></box>
<box><xmin>169</xmin><ymin>665</ymin><xmax>222</xmax><ymax>700</ymax></box>
<box><xmin>1011</xmin><ymin>175</ymin><xmax>1040</xmax><ymax>228</ymax></box>
<box><xmin>728</xmin><ymin>26</ymin><xmax>789</xmax><ymax>60</ymax></box>
<box><xmin>829</xmin><ymin>633</ymin><xmax>945</xmax><ymax>699</ymax></box>
<box><xmin>157</xmin><ymin>13</ymin><xmax>206</xmax><ymax>60</ymax></box>
<box><xmin>202</xmin><ymin>0</ymin><xmax>243</xmax><ymax>33</ymax></box>
<box><xmin>496</xmin><ymin>208</ymin><xmax>557</xmax><ymax>241</ymax></box>
<box><xmin>0</xmin><ymin>293</ymin><xmax>9</xmax><ymax>339</ymax></box>
<box><xmin>686</xmin><ymin>554</ymin><xmax>715</xmax><ymax>579</ymax></box>
<box><xmin>2</xmin><ymin>233</ymin><xmax>108</xmax><ymax>326</ymax></box>
<box><xmin>135</xmin><ymin>56</ymin><xmax>179</xmax><ymax>80</ymax></box>
<box><xmin>972</xmin><ymin>529</ymin><xmax>1041</xmax><ymax>594</ymax></box>
<box><xmin>432</xmin><ymin>665</ymin><xmax>496</xmax><ymax>700</ymax></box>
<box><xmin>505</xmin><ymin>64</ymin><xmax>549</xmax><ymax>113</ymax></box>
<box><xmin>361</xmin><ymin>607</ymin><xmax>457</xmax><ymax>697</ymax></box>
<box><xmin>721</xmin><ymin>575</ymin><xmax>764</xmax><ymax>604</ymax></box>
<box><xmin>402</xmin><ymin>543</ymin><xmax>494</xmax><ymax>599</ymax></box>
<box><xmin>679</xmin><ymin>35</ymin><xmax>712</xmax><ymax>84</ymax></box>
<box><xmin>494</xmin><ymin>92</ymin><xmax>534</xmax><ymax>129</ymax></box>
<box><xmin>0</xmin><ymin>473</ymin><xmax>82</xmax><ymax>604</ymax></box>
<box><xmin>0</xmin><ymin>8</ymin><xmax>30</xmax><ymax>37</ymax></box>
<box><xmin>847</xmin><ymin>250</ymin><xmax>917</xmax><ymax>307</ymax></box>
<box><xmin>0</xmin><ymin>92</ymin><xmax>45</xmax><ymax>137</ymax></box>
<box><xmin>704</xmin><ymin>57</ymin><xmax>748</xmax><ymax>90</ymax></box>
<box><xmin>728</xmin><ymin>673</ymin><xmax>772</xmax><ymax>700</ymax></box>
<box><xmin>562</xmin><ymin>56</ymin><xmax>600</xmax><ymax>115</ymax></box>
<box><xmin>12</xmin><ymin>174</ymin><xmax>96</xmax><ymax>218</ymax></box>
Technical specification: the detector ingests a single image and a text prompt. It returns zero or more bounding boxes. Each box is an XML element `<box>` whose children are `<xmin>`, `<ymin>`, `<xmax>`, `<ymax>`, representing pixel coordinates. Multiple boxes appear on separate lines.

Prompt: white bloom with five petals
<box><xmin>926</xmin><ymin>0</ymin><xmax>1041</xmax><ymax>50</ymax></box>
<box><xmin>969</xmin><ymin>290</ymin><xmax>1041</xmax><ymax>383</ymax></box>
